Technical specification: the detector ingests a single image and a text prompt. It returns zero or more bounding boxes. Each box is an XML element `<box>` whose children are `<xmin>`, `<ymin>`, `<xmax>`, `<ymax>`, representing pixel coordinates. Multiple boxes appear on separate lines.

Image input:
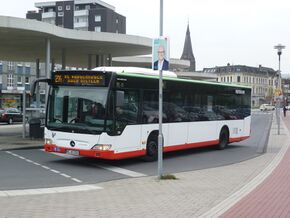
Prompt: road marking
<box><xmin>42</xmin><ymin>149</ymin><xmax>147</xmax><ymax>177</ymax></box>
<box><xmin>0</xmin><ymin>185</ymin><xmax>102</xmax><ymax>197</ymax></box>
<box><xmin>60</xmin><ymin>173</ymin><xmax>71</xmax><ymax>178</ymax></box>
<box><xmin>72</xmin><ymin>178</ymin><xmax>82</xmax><ymax>183</ymax></box>
<box><xmin>96</xmin><ymin>163</ymin><xmax>146</xmax><ymax>177</ymax></box>
<box><xmin>5</xmin><ymin>151</ymin><xmax>83</xmax><ymax>184</ymax></box>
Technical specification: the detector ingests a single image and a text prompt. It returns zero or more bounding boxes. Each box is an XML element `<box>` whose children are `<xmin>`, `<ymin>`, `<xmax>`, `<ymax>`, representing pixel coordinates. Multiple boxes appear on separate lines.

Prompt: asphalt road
<box><xmin>0</xmin><ymin>112</ymin><xmax>272</xmax><ymax>190</ymax></box>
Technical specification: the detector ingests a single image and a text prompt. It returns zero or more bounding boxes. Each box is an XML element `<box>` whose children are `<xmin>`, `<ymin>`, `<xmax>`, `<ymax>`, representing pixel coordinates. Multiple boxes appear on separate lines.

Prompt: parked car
<box><xmin>0</xmin><ymin>108</ymin><xmax>23</xmax><ymax>124</ymax></box>
<box><xmin>285</xmin><ymin>105</ymin><xmax>290</xmax><ymax>110</ymax></box>
<box><xmin>259</xmin><ymin>104</ymin><xmax>275</xmax><ymax>111</ymax></box>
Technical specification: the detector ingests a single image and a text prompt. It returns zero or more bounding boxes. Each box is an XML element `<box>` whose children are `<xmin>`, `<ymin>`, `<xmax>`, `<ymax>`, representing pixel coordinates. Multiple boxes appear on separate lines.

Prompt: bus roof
<box><xmin>93</xmin><ymin>66</ymin><xmax>251</xmax><ymax>89</ymax></box>
<box><xmin>93</xmin><ymin>66</ymin><xmax>177</xmax><ymax>78</ymax></box>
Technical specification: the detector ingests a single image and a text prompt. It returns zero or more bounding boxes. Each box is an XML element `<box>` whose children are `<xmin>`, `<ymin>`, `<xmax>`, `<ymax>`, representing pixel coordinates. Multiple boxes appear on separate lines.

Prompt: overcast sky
<box><xmin>1</xmin><ymin>0</ymin><xmax>289</xmax><ymax>73</ymax></box>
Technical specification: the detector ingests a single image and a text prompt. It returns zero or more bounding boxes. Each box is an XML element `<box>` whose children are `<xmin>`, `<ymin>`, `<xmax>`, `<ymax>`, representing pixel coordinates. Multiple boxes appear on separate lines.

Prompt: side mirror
<box><xmin>116</xmin><ymin>91</ymin><xmax>124</xmax><ymax>107</ymax></box>
<box><xmin>31</xmin><ymin>78</ymin><xmax>51</xmax><ymax>97</ymax></box>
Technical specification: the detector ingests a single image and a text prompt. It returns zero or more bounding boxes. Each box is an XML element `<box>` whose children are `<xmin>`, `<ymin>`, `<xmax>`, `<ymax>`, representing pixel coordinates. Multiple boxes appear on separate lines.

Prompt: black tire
<box><xmin>217</xmin><ymin>128</ymin><xmax>229</xmax><ymax>150</ymax></box>
<box><xmin>143</xmin><ymin>137</ymin><xmax>158</xmax><ymax>162</ymax></box>
<box><xmin>8</xmin><ymin>118</ymin><xmax>13</xmax><ymax>125</ymax></box>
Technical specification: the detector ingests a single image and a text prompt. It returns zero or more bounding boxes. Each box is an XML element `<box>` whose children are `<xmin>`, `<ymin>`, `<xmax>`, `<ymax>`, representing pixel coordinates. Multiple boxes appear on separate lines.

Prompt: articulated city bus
<box><xmin>33</xmin><ymin>67</ymin><xmax>251</xmax><ymax>161</ymax></box>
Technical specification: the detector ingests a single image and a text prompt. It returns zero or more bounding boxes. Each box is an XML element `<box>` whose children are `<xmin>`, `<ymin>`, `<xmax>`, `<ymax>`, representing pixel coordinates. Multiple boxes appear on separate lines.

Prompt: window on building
<box><xmin>58</xmin><ymin>6</ymin><xmax>62</xmax><ymax>11</ymax></box>
<box><xmin>48</xmin><ymin>8</ymin><xmax>54</xmax><ymax>12</ymax></box>
<box><xmin>0</xmin><ymin>75</ymin><xmax>2</xmax><ymax>84</ymax></box>
<box><xmin>95</xmin><ymin>26</ymin><xmax>101</xmax><ymax>32</ymax></box>
<box><xmin>58</xmin><ymin>12</ymin><xmax>64</xmax><ymax>17</ymax></box>
<box><xmin>230</xmin><ymin>76</ymin><xmax>232</xmax><ymax>83</ymax></box>
<box><xmin>7</xmin><ymin>74</ymin><xmax>14</xmax><ymax>87</ymax></box>
<box><xmin>95</xmin><ymin>15</ymin><xmax>101</xmax><ymax>22</ymax></box>
<box><xmin>66</xmin><ymin>5</ymin><xmax>70</xmax><ymax>10</ymax></box>
<box><xmin>17</xmin><ymin>66</ymin><xmax>23</xmax><ymax>74</ymax></box>
<box><xmin>17</xmin><ymin>76</ymin><xmax>22</xmax><ymax>85</ymax></box>
<box><xmin>116</xmin><ymin>18</ymin><xmax>119</xmax><ymax>24</ymax></box>
<box><xmin>25</xmin><ymin>66</ymin><xmax>31</xmax><ymax>74</ymax></box>
<box><xmin>75</xmin><ymin>5</ymin><xmax>79</xmax><ymax>10</ymax></box>
<box><xmin>0</xmin><ymin>64</ymin><xmax>2</xmax><ymax>73</ymax></box>
<box><xmin>237</xmin><ymin>76</ymin><xmax>241</xmax><ymax>83</ymax></box>
<box><xmin>25</xmin><ymin>77</ymin><xmax>30</xmax><ymax>84</ymax></box>
<box><xmin>85</xmin><ymin>5</ymin><xmax>90</xmax><ymax>10</ymax></box>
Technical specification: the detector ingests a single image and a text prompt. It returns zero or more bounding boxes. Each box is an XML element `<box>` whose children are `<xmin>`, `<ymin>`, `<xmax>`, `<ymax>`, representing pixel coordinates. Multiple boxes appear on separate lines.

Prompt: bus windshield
<box><xmin>47</xmin><ymin>86</ymin><xmax>109</xmax><ymax>134</ymax></box>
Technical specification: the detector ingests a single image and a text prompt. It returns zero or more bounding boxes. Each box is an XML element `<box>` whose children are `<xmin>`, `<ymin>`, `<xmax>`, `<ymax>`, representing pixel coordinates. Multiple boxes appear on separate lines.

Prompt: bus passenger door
<box><xmin>115</xmin><ymin>89</ymin><xmax>142</xmax><ymax>152</ymax></box>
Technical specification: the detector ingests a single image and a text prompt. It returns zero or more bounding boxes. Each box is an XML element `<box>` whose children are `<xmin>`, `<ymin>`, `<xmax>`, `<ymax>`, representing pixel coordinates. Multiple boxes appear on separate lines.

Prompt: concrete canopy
<box><xmin>0</xmin><ymin>16</ymin><xmax>152</xmax><ymax>68</ymax></box>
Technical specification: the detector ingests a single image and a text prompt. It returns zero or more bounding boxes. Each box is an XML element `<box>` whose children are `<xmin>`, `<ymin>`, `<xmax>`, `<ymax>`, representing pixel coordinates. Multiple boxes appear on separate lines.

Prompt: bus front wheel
<box><xmin>144</xmin><ymin>137</ymin><xmax>158</xmax><ymax>162</ymax></box>
<box><xmin>217</xmin><ymin>128</ymin><xmax>229</xmax><ymax>150</ymax></box>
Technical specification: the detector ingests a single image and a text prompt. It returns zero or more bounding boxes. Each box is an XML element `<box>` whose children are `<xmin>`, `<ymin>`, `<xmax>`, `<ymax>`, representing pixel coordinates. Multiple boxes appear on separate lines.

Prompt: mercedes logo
<box><xmin>70</xmin><ymin>141</ymin><xmax>75</xmax><ymax>147</ymax></box>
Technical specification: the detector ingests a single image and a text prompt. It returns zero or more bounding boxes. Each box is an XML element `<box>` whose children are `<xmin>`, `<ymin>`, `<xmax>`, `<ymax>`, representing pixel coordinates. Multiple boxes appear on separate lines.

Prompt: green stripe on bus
<box><xmin>116</xmin><ymin>72</ymin><xmax>251</xmax><ymax>89</ymax></box>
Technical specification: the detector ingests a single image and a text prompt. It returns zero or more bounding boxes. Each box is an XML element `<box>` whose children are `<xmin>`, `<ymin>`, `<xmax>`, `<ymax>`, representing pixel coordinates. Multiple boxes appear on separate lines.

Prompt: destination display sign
<box><xmin>52</xmin><ymin>71</ymin><xmax>106</xmax><ymax>86</ymax></box>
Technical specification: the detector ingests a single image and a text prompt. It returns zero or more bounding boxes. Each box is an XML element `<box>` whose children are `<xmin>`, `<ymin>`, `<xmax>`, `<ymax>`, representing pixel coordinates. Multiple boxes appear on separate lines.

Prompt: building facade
<box><xmin>0</xmin><ymin>61</ymin><xmax>38</xmax><ymax>109</ymax></box>
<box><xmin>26</xmin><ymin>0</ymin><xmax>126</xmax><ymax>33</ymax></box>
<box><xmin>203</xmin><ymin>64</ymin><xmax>277</xmax><ymax>107</ymax></box>
<box><xmin>282</xmin><ymin>78</ymin><xmax>290</xmax><ymax>105</ymax></box>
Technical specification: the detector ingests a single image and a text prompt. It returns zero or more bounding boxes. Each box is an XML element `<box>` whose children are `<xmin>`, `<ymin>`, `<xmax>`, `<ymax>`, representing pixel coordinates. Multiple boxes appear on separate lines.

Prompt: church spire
<box><xmin>181</xmin><ymin>23</ymin><xmax>196</xmax><ymax>71</ymax></box>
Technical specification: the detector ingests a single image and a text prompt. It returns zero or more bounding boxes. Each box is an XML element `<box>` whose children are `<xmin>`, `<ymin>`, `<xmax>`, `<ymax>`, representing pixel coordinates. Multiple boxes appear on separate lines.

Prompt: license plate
<box><xmin>66</xmin><ymin>149</ymin><xmax>79</xmax><ymax>156</ymax></box>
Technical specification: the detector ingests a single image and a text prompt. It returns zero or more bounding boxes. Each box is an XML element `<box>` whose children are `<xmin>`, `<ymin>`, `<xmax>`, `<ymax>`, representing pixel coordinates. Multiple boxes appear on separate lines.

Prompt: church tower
<box><xmin>181</xmin><ymin>23</ymin><xmax>196</xmax><ymax>71</ymax></box>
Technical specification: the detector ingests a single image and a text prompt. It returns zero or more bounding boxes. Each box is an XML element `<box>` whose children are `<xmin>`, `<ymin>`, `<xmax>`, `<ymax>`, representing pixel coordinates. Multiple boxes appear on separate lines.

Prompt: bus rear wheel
<box><xmin>217</xmin><ymin>128</ymin><xmax>229</xmax><ymax>150</ymax></box>
<box><xmin>143</xmin><ymin>137</ymin><xmax>158</xmax><ymax>162</ymax></box>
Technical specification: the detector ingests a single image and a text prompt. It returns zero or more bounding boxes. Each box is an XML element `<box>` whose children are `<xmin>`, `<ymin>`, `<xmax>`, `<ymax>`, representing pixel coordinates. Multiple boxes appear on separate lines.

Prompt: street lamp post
<box><xmin>274</xmin><ymin>44</ymin><xmax>286</xmax><ymax>135</ymax></box>
<box><xmin>158</xmin><ymin>0</ymin><xmax>164</xmax><ymax>179</ymax></box>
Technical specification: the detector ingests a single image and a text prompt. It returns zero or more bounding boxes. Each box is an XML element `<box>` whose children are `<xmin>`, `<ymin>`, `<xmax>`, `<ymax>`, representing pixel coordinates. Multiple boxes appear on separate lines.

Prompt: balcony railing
<box><xmin>74</xmin><ymin>10</ymin><xmax>89</xmax><ymax>17</ymax></box>
<box><xmin>42</xmin><ymin>11</ymin><xmax>56</xmax><ymax>19</ymax></box>
<box><xmin>74</xmin><ymin>21</ymin><xmax>89</xmax><ymax>28</ymax></box>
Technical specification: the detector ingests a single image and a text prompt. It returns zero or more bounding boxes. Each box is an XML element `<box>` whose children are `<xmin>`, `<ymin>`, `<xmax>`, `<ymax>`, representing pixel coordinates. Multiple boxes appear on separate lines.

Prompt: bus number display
<box><xmin>53</xmin><ymin>73</ymin><xmax>105</xmax><ymax>86</ymax></box>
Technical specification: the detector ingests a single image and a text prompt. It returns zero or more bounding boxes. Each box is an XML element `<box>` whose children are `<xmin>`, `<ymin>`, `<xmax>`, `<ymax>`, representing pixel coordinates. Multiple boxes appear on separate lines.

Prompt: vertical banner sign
<box><xmin>152</xmin><ymin>37</ymin><xmax>170</xmax><ymax>71</ymax></box>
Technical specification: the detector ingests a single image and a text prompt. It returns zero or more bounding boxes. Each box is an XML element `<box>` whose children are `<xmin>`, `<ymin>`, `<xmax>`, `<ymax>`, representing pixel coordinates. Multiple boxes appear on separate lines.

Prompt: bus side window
<box><xmin>115</xmin><ymin>90</ymin><xmax>139</xmax><ymax>126</ymax></box>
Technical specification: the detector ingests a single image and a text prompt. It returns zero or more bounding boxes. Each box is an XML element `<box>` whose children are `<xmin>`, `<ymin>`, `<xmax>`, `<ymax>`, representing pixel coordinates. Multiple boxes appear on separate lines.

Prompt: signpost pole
<box><xmin>158</xmin><ymin>0</ymin><xmax>164</xmax><ymax>179</ymax></box>
<box><xmin>22</xmin><ymin>90</ymin><xmax>26</xmax><ymax>138</ymax></box>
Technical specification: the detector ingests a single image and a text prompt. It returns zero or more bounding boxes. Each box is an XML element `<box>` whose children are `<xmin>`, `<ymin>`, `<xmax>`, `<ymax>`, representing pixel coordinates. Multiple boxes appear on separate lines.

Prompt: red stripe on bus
<box><xmin>163</xmin><ymin>140</ymin><xmax>219</xmax><ymax>152</ymax></box>
<box><xmin>229</xmin><ymin>136</ymin><xmax>250</xmax><ymax>143</ymax></box>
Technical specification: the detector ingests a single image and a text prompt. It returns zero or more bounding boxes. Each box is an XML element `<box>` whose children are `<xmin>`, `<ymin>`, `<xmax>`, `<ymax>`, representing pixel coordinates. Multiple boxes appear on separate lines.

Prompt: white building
<box><xmin>203</xmin><ymin>64</ymin><xmax>277</xmax><ymax>107</ymax></box>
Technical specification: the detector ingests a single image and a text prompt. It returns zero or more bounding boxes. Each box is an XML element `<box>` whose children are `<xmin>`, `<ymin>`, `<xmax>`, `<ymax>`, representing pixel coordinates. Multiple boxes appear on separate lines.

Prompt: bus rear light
<box><xmin>92</xmin><ymin>144</ymin><xmax>112</xmax><ymax>151</ymax></box>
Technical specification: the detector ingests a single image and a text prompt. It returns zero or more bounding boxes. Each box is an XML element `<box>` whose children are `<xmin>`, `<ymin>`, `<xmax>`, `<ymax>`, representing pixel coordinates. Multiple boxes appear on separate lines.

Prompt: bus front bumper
<box><xmin>44</xmin><ymin>144</ymin><xmax>115</xmax><ymax>159</ymax></box>
<box><xmin>44</xmin><ymin>144</ymin><xmax>146</xmax><ymax>160</ymax></box>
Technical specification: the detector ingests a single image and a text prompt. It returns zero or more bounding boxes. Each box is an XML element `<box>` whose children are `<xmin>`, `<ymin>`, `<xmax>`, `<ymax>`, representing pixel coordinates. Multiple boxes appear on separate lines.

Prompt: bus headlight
<box><xmin>45</xmin><ymin>138</ymin><xmax>53</xmax><ymax>145</ymax></box>
<box><xmin>92</xmin><ymin>144</ymin><xmax>112</xmax><ymax>151</ymax></box>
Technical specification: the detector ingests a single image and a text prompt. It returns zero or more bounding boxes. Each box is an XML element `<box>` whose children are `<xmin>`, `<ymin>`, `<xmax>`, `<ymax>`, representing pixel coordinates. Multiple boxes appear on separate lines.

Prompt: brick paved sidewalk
<box><xmin>220</xmin><ymin>114</ymin><xmax>290</xmax><ymax>217</ymax></box>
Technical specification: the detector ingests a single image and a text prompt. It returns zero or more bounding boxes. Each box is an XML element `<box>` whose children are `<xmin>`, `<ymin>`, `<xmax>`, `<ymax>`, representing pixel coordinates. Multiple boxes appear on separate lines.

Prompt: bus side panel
<box><xmin>243</xmin><ymin>116</ymin><xmax>251</xmax><ymax>137</ymax></box>
<box><xmin>167</xmin><ymin>122</ymin><xmax>188</xmax><ymax>147</ymax></box>
<box><xmin>101</xmin><ymin>125</ymin><xmax>142</xmax><ymax>153</ymax></box>
<box><xmin>187</xmin><ymin>121</ymin><xmax>218</xmax><ymax>145</ymax></box>
<box><xmin>216</xmin><ymin>120</ymin><xmax>246</xmax><ymax>141</ymax></box>
<box><xmin>140</xmin><ymin>123</ymin><xmax>169</xmax><ymax>148</ymax></box>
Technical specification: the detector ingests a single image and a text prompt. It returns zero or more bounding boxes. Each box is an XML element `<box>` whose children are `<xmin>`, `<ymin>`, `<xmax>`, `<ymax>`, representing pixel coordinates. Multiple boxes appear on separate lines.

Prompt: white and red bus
<box><xmin>33</xmin><ymin>67</ymin><xmax>251</xmax><ymax>161</ymax></box>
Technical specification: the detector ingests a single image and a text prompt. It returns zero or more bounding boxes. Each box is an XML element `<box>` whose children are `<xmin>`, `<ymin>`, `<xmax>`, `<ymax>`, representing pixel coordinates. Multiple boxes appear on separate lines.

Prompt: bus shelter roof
<box><xmin>0</xmin><ymin>16</ymin><xmax>152</xmax><ymax>68</ymax></box>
